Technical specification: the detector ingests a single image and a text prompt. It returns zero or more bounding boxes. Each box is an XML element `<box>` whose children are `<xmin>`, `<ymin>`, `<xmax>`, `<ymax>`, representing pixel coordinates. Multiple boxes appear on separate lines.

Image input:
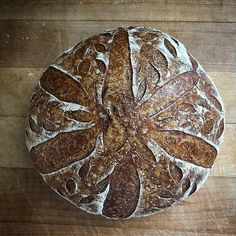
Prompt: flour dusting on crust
<box><xmin>25</xmin><ymin>26</ymin><xmax>225</xmax><ymax>219</ymax></box>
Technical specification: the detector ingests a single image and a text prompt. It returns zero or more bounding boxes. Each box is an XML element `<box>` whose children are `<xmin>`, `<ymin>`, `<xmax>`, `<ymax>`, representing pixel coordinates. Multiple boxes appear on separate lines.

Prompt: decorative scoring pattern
<box><xmin>25</xmin><ymin>27</ymin><xmax>224</xmax><ymax>219</ymax></box>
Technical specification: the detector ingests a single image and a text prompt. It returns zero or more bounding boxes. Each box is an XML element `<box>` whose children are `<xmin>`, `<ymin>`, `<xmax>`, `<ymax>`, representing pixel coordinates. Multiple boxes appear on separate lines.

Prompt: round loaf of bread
<box><xmin>25</xmin><ymin>26</ymin><xmax>224</xmax><ymax>219</ymax></box>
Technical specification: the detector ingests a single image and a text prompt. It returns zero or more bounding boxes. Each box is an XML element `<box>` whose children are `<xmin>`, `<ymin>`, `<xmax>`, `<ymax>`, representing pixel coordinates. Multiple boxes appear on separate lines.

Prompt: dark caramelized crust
<box><xmin>102</xmin><ymin>157</ymin><xmax>140</xmax><ymax>218</ymax></box>
<box><xmin>25</xmin><ymin>27</ymin><xmax>224</xmax><ymax>219</ymax></box>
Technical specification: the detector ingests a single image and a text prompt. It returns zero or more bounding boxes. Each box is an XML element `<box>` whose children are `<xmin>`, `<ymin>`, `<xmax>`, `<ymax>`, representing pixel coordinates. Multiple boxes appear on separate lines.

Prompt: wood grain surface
<box><xmin>0</xmin><ymin>1</ymin><xmax>235</xmax><ymax>235</ymax></box>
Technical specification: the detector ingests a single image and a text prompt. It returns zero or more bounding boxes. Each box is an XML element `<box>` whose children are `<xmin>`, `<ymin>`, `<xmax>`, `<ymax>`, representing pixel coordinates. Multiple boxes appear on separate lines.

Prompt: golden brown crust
<box><xmin>25</xmin><ymin>26</ymin><xmax>224</xmax><ymax>219</ymax></box>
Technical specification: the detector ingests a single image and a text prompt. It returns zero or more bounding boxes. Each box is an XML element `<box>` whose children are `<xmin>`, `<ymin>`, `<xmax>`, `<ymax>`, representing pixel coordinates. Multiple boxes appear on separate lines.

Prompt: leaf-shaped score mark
<box><xmin>78</xmin><ymin>161</ymin><xmax>90</xmax><ymax>179</ymax></box>
<box><xmin>64</xmin><ymin>109</ymin><xmax>92</xmax><ymax>123</ymax></box>
<box><xmin>66</xmin><ymin>178</ymin><xmax>76</xmax><ymax>194</ymax></box>
<box><xmin>31</xmin><ymin>128</ymin><xmax>97</xmax><ymax>174</ymax></box>
<box><xmin>216</xmin><ymin>118</ymin><xmax>224</xmax><ymax>139</ymax></box>
<box><xmin>97</xmin><ymin>32</ymin><xmax>112</xmax><ymax>43</ymax></box>
<box><xmin>143</xmin><ymin>129</ymin><xmax>217</xmax><ymax>168</ymax></box>
<box><xmin>169</xmin><ymin>162</ymin><xmax>183</xmax><ymax>182</ymax></box>
<box><xmin>209</xmin><ymin>95</ymin><xmax>223</xmax><ymax>112</ymax></box>
<box><xmin>80</xmin><ymin>195</ymin><xmax>95</xmax><ymax>205</ymax></box>
<box><xmin>136</xmin><ymin>78</ymin><xmax>147</xmax><ymax>102</ymax></box>
<box><xmin>95</xmin><ymin>43</ymin><xmax>106</xmax><ymax>53</ymax></box>
<box><xmin>103</xmin><ymin>27</ymin><xmax>134</xmax><ymax>109</ymax></box>
<box><xmin>164</xmin><ymin>38</ymin><xmax>177</xmax><ymax>57</ymax></box>
<box><xmin>29</xmin><ymin>116</ymin><xmax>41</xmax><ymax>133</ymax></box>
<box><xmin>135</xmin><ymin>62</ymin><xmax>161</xmax><ymax>103</ymax></box>
<box><xmin>40</xmin><ymin>67</ymin><xmax>90</xmax><ymax>106</ymax></box>
<box><xmin>102</xmin><ymin>158</ymin><xmax>140</xmax><ymax>218</ymax></box>
<box><xmin>95</xmin><ymin>59</ymin><xmax>106</xmax><ymax>74</ymax></box>
<box><xmin>149</xmin><ymin>61</ymin><xmax>161</xmax><ymax>84</ymax></box>
<box><xmin>93</xmin><ymin>175</ymin><xmax>110</xmax><ymax>194</ymax></box>
<box><xmin>152</xmin><ymin>49</ymin><xmax>168</xmax><ymax>72</ymax></box>
<box><xmin>201</xmin><ymin>118</ymin><xmax>214</xmax><ymax>135</ymax></box>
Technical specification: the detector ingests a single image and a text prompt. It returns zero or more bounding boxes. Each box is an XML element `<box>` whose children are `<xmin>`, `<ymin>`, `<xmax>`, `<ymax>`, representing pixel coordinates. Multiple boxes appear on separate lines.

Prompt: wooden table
<box><xmin>0</xmin><ymin>1</ymin><xmax>235</xmax><ymax>235</ymax></box>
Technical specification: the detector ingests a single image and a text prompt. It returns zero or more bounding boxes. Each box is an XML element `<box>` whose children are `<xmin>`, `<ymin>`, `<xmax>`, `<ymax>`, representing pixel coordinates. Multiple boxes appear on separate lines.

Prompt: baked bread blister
<box><xmin>25</xmin><ymin>26</ymin><xmax>225</xmax><ymax>219</ymax></box>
